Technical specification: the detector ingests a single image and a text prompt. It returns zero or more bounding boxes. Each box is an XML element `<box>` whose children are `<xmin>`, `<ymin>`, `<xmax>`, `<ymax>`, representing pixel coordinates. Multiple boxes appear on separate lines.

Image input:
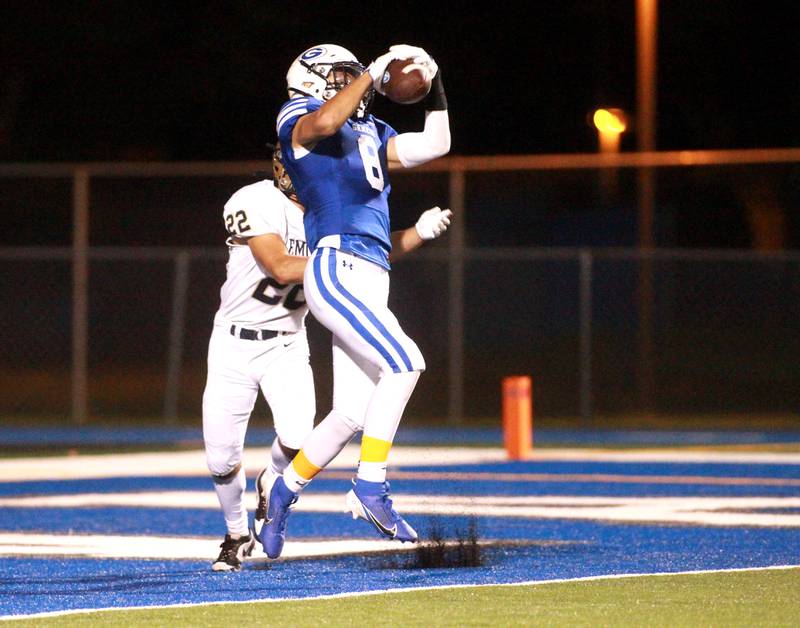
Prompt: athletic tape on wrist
<box><xmin>424</xmin><ymin>71</ymin><xmax>447</xmax><ymax>111</ymax></box>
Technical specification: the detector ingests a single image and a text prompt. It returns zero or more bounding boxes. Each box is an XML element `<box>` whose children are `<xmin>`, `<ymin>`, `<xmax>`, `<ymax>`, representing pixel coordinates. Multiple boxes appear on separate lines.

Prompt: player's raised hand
<box><xmin>389</xmin><ymin>45</ymin><xmax>438</xmax><ymax>80</ymax></box>
<box><xmin>368</xmin><ymin>49</ymin><xmax>402</xmax><ymax>93</ymax></box>
<box><xmin>415</xmin><ymin>206</ymin><xmax>452</xmax><ymax>240</ymax></box>
<box><xmin>369</xmin><ymin>45</ymin><xmax>438</xmax><ymax>94</ymax></box>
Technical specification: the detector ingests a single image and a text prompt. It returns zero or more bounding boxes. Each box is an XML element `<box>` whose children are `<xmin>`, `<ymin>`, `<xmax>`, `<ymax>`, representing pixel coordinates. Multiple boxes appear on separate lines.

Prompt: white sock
<box><xmin>356</xmin><ymin>460</ymin><xmax>387</xmax><ymax>483</ymax></box>
<box><xmin>282</xmin><ymin>463</ymin><xmax>308</xmax><ymax>494</ymax></box>
<box><xmin>212</xmin><ymin>466</ymin><xmax>249</xmax><ymax>536</ymax></box>
<box><xmin>356</xmin><ymin>371</ymin><xmax>420</xmax><ymax>484</ymax></box>
<box><xmin>283</xmin><ymin>412</ymin><xmax>358</xmax><ymax>493</ymax></box>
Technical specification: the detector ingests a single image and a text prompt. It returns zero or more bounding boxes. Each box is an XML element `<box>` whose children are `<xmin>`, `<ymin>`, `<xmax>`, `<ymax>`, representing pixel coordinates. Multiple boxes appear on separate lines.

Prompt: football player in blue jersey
<box><xmin>257</xmin><ymin>43</ymin><xmax>450</xmax><ymax>557</ymax></box>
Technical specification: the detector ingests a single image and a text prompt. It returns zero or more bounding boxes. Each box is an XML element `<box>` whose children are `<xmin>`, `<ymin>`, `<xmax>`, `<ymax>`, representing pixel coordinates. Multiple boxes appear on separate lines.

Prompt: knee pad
<box><xmin>210</xmin><ymin>463</ymin><xmax>241</xmax><ymax>484</ymax></box>
<box><xmin>205</xmin><ymin>444</ymin><xmax>242</xmax><ymax>479</ymax></box>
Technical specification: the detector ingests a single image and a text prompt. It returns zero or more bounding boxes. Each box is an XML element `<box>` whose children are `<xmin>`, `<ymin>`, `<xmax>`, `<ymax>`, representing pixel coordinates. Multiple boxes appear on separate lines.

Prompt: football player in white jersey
<box><xmin>203</xmin><ymin>144</ymin><xmax>311</xmax><ymax>571</ymax></box>
<box><xmin>204</xmin><ymin>144</ymin><xmax>452</xmax><ymax>570</ymax></box>
<box><xmin>260</xmin><ymin>43</ymin><xmax>450</xmax><ymax>558</ymax></box>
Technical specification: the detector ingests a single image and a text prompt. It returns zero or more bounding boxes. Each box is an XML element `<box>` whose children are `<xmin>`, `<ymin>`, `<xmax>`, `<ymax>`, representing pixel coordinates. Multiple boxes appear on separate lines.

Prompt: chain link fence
<box><xmin>1</xmin><ymin>246</ymin><xmax>798</xmax><ymax>425</ymax></box>
<box><xmin>1</xmin><ymin>152</ymin><xmax>798</xmax><ymax>427</ymax></box>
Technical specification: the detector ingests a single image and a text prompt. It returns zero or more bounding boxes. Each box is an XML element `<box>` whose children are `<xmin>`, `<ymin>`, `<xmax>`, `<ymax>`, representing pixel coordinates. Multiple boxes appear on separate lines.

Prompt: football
<box><xmin>380</xmin><ymin>58</ymin><xmax>432</xmax><ymax>105</ymax></box>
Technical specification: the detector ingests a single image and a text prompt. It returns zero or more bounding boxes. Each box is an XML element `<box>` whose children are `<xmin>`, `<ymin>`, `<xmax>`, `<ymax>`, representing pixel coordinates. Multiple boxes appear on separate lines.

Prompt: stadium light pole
<box><xmin>636</xmin><ymin>0</ymin><xmax>658</xmax><ymax>225</ymax></box>
<box><xmin>636</xmin><ymin>0</ymin><xmax>658</xmax><ymax>417</ymax></box>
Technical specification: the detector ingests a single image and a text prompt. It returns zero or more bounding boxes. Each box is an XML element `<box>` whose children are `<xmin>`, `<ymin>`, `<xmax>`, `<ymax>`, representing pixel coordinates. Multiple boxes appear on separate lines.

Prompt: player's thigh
<box><xmin>305</xmin><ymin>248</ymin><xmax>425</xmax><ymax>374</ymax></box>
<box><xmin>331</xmin><ymin>334</ymin><xmax>379</xmax><ymax>430</ymax></box>
<box><xmin>202</xmin><ymin>327</ymin><xmax>259</xmax><ymax>471</ymax></box>
<box><xmin>258</xmin><ymin>331</ymin><xmax>315</xmax><ymax>450</ymax></box>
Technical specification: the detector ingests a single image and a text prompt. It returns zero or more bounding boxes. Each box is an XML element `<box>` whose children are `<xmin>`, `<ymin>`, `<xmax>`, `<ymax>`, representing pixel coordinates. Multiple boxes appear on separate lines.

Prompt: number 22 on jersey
<box><xmin>225</xmin><ymin>210</ymin><xmax>251</xmax><ymax>235</ymax></box>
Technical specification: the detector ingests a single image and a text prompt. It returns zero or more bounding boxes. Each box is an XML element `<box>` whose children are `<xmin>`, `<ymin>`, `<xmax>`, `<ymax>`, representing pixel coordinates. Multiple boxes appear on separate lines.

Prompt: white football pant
<box><xmin>303</xmin><ymin>247</ymin><xmax>424</xmax><ymax>446</ymax></box>
<box><xmin>202</xmin><ymin>324</ymin><xmax>315</xmax><ymax>478</ymax></box>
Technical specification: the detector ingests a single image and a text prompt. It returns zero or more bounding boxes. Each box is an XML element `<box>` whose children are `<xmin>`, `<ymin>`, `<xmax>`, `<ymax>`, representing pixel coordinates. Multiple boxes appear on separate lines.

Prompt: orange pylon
<box><xmin>502</xmin><ymin>376</ymin><xmax>533</xmax><ymax>460</ymax></box>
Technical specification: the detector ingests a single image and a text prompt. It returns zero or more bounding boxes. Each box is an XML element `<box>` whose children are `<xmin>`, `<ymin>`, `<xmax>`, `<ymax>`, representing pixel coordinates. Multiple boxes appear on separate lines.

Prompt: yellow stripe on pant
<box><xmin>360</xmin><ymin>435</ymin><xmax>392</xmax><ymax>463</ymax></box>
<box><xmin>291</xmin><ymin>450</ymin><xmax>322</xmax><ymax>481</ymax></box>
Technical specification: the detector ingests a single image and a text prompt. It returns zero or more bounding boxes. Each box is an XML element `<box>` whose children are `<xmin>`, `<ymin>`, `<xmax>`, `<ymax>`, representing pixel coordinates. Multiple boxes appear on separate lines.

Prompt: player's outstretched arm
<box><xmin>248</xmin><ymin>234</ymin><xmax>308</xmax><ymax>284</ymax></box>
<box><xmin>388</xmin><ymin>206</ymin><xmax>453</xmax><ymax>262</ymax></box>
<box><xmin>292</xmin><ymin>71</ymin><xmax>373</xmax><ymax>149</ymax></box>
<box><xmin>386</xmin><ymin>50</ymin><xmax>450</xmax><ymax>170</ymax></box>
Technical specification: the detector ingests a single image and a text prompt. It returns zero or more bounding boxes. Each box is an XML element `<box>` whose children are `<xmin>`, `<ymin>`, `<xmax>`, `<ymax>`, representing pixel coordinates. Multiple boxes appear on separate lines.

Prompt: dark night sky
<box><xmin>1</xmin><ymin>1</ymin><xmax>798</xmax><ymax>162</ymax></box>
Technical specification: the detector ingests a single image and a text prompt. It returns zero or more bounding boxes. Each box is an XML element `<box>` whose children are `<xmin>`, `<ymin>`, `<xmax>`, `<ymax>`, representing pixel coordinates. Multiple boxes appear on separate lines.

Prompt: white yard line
<box><xmin>2</xmin><ymin>492</ymin><xmax>800</xmax><ymax>527</ymax></box>
<box><xmin>0</xmin><ymin>446</ymin><xmax>506</xmax><ymax>482</ymax></box>
<box><xmin>0</xmin><ymin>532</ymin><xmax>413</xmax><ymax>560</ymax></box>
<box><xmin>530</xmin><ymin>449</ymin><xmax>800</xmax><ymax>464</ymax></box>
<box><xmin>2</xmin><ymin>445</ymin><xmax>800</xmax><ymax>483</ymax></box>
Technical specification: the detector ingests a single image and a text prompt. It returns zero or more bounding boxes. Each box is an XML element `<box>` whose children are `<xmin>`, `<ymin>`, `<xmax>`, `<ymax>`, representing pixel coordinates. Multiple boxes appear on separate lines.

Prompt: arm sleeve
<box><xmin>392</xmin><ymin>109</ymin><xmax>451</xmax><ymax>168</ymax></box>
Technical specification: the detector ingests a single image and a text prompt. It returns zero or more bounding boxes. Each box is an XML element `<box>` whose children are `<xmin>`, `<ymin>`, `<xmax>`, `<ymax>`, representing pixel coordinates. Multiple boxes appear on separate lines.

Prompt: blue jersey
<box><xmin>276</xmin><ymin>97</ymin><xmax>397</xmax><ymax>269</ymax></box>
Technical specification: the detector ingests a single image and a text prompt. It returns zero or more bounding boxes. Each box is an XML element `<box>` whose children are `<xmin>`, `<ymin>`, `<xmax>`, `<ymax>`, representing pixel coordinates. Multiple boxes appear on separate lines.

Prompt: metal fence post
<box><xmin>579</xmin><ymin>249</ymin><xmax>594</xmax><ymax>426</ymax></box>
<box><xmin>637</xmin><ymin>0</ymin><xmax>658</xmax><ymax>419</ymax></box>
<box><xmin>163</xmin><ymin>250</ymin><xmax>191</xmax><ymax>422</ymax></box>
<box><xmin>72</xmin><ymin>169</ymin><xmax>90</xmax><ymax>424</ymax></box>
<box><xmin>447</xmin><ymin>161</ymin><xmax>466</xmax><ymax>424</ymax></box>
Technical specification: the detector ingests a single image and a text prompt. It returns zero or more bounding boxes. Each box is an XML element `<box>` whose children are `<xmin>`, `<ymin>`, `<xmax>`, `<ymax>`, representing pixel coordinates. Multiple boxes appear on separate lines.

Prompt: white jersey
<box><xmin>213</xmin><ymin>180</ymin><xmax>309</xmax><ymax>332</ymax></box>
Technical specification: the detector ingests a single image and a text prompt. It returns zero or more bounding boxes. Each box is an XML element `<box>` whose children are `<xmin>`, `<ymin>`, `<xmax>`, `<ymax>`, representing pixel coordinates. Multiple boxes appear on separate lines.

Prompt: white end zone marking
<box><xmin>0</xmin><ymin>446</ymin><xmax>508</xmax><ymax>482</ymax></box>
<box><xmin>2</xmin><ymin>493</ymin><xmax>800</xmax><ymax>527</ymax></box>
<box><xmin>0</xmin><ymin>533</ymin><xmax>415</xmax><ymax>560</ymax></box>
<box><xmin>2</xmin><ymin>446</ymin><xmax>799</xmax><ymax>483</ymax></box>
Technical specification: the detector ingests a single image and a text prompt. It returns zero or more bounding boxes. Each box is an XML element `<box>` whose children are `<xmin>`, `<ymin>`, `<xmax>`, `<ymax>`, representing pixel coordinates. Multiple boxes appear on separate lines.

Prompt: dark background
<box><xmin>2</xmin><ymin>1</ymin><xmax>797</xmax><ymax>161</ymax></box>
<box><xmin>1</xmin><ymin>2</ymin><xmax>798</xmax><ymax>249</ymax></box>
<box><xmin>1</xmin><ymin>2</ymin><xmax>798</xmax><ymax>423</ymax></box>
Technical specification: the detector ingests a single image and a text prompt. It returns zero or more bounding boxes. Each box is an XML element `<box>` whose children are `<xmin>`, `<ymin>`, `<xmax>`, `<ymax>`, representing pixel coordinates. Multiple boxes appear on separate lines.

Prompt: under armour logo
<box><xmin>342</xmin><ymin>259</ymin><xmax>353</xmax><ymax>270</ymax></box>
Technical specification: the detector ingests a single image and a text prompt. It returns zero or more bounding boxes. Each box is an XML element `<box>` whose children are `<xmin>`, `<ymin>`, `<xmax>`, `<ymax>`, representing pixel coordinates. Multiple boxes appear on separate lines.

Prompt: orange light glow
<box><xmin>593</xmin><ymin>108</ymin><xmax>628</xmax><ymax>134</ymax></box>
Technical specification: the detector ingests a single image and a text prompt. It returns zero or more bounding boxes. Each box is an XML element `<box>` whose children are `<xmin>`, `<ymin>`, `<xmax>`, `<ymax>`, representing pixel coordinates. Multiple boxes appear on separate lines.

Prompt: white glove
<box><xmin>368</xmin><ymin>45</ymin><xmax>438</xmax><ymax>93</ymax></box>
<box><xmin>368</xmin><ymin>50</ymin><xmax>397</xmax><ymax>91</ymax></box>
<box><xmin>389</xmin><ymin>44</ymin><xmax>438</xmax><ymax>80</ymax></box>
<box><xmin>415</xmin><ymin>206</ymin><xmax>452</xmax><ymax>240</ymax></box>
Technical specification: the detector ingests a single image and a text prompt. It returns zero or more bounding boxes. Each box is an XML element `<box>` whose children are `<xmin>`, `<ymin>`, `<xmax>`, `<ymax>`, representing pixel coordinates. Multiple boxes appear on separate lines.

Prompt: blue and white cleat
<box><xmin>345</xmin><ymin>478</ymin><xmax>418</xmax><ymax>543</ymax></box>
<box><xmin>259</xmin><ymin>475</ymin><xmax>298</xmax><ymax>559</ymax></box>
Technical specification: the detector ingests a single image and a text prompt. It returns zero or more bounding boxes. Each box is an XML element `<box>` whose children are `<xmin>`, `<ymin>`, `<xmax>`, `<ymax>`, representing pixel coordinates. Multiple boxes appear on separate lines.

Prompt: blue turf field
<box><xmin>3</xmin><ymin>523</ymin><xmax>798</xmax><ymax>615</ymax></box>
<box><xmin>1</xmin><ymin>429</ymin><xmax>799</xmax><ymax>618</ymax></box>
<box><xmin>3</xmin><ymin>426</ymin><xmax>800</xmax><ymax>448</ymax></box>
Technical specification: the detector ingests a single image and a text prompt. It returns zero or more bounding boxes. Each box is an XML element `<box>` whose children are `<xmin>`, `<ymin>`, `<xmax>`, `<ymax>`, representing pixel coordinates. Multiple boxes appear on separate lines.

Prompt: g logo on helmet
<box><xmin>301</xmin><ymin>47</ymin><xmax>326</xmax><ymax>61</ymax></box>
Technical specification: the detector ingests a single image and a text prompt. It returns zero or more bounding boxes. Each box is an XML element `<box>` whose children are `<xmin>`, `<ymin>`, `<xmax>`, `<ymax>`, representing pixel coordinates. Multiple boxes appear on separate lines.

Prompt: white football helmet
<box><xmin>286</xmin><ymin>44</ymin><xmax>374</xmax><ymax>119</ymax></box>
